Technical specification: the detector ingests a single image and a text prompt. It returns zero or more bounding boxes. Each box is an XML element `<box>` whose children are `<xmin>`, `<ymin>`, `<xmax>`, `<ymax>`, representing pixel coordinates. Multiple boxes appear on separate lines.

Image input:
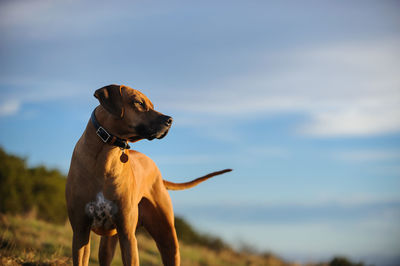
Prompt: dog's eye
<box><xmin>133</xmin><ymin>101</ymin><xmax>144</xmax><ymax>107</ymax></box>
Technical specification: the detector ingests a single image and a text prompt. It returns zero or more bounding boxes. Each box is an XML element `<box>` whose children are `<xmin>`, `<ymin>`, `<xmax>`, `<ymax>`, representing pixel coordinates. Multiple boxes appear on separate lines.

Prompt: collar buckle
<box><xmin>96</xmin><ymin>126</ymin><xmax>111</xmax><ymax>143</ymax></box>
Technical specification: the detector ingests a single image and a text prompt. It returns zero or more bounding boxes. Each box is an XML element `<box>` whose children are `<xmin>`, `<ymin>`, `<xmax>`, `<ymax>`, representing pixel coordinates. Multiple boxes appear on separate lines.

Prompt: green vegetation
<box><xmin>328</xmin><ymin>257</ymin><xmax>365</xmax><ymax>266</ymax></box>
<box><xmin>174</xmin><ymin>216</ymin><xmax>228</xmax><ymax>252</ymax></box>
<box><xmin>0</xmin><ymin>147</ymin><xmax>67</xmax><ymax>224</ymax></box>
<box><xmin>0</xmin><ymin>147</ymin><xmax>367</xmax><ymax>265</ymax></box>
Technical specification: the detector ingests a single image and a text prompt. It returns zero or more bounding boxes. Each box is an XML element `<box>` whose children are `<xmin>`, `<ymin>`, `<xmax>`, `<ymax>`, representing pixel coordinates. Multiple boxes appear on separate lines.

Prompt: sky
<box><xmin>1</xmin><ymin>1</ymin><xmax>400</xmax><ymax>265</ymax></box>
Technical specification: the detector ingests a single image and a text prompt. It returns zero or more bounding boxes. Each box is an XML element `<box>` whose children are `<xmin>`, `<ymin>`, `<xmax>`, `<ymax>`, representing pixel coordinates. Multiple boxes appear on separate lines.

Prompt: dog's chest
<box><xmin>85</xmin><ymin>192</ymin><xmax>118</xmax><ymax>230</ymax></box>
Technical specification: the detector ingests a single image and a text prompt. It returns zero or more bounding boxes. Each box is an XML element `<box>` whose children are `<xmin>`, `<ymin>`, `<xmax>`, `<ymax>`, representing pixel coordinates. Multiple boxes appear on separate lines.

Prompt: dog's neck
<box><xmin>78</xmin><ymin>108</ymin><xmax>130</xmax><ymax>177</ymax></box>
<box><xmin>91</xmin><ymin>108</ymin><xmax>130</xmax><ymax>150</ymax></box>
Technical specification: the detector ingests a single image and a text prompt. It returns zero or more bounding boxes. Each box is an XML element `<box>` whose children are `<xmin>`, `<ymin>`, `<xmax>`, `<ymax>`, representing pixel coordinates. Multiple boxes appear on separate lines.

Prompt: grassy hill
<box><xmin>0</xmin><ymin>214</ymin><xmax>297</xmax><ymax>266</ymax></box>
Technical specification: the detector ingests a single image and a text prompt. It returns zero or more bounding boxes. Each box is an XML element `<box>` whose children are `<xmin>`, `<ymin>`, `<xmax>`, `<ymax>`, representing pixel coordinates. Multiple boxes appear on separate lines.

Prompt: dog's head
<box><xmin>94</xmin><ymin>84</ymin><xmax>172</xmax><ymax>142</ymax></box>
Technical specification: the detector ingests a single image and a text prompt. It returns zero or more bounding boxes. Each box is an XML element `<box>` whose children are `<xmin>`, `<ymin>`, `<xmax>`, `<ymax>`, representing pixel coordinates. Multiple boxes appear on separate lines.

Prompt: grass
<box><xmin>0</xmin><ymin>213</ymin><xmax>304</xmax><ymax>266</ymax></box>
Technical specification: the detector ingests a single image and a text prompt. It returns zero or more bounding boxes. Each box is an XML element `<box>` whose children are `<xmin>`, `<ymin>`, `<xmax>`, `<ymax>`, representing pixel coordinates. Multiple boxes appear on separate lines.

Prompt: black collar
<box><xmin>91</xmin><ymin>109</ymin><xmax>130</xmax><ymax>150</ymax></box>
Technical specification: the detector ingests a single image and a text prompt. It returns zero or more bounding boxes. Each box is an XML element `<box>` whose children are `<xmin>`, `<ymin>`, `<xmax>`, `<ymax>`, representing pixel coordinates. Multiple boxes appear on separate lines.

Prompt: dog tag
<box><xmin>120</xmin><ymin>151</ymin><xmax>129</xmax><ymax>163</ymax></box>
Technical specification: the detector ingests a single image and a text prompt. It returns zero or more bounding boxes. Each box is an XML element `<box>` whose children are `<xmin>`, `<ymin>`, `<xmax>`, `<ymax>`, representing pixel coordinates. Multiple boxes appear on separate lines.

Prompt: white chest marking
<box><xmin>85</xmin><ymin>192</ymin><xmax>118</xmax><ymax>230</ymax></box>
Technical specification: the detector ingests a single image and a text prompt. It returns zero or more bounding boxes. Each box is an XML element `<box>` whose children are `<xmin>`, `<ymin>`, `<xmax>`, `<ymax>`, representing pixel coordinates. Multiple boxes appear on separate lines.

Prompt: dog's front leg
<box><xmin>116</xmin><ymin>207</ymin><xmax>140</xmax><ymax>266</ymax></box>
<box><xmin>99</xmin><ymin>234</ymin><xmax>118</xmax><ymax>266</ymax></box>
<box><xmin>72</xmin><ymin>226</ymin><xmax>91</xmax><ymax>266</ymax></box>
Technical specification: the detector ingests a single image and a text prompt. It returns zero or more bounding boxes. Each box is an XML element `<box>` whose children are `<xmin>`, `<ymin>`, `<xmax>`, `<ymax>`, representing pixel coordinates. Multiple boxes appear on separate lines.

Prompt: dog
<box><xmin>65</xmin><ymin>84</ymin><xmax>231</xmax><ymax>266</ymax></box>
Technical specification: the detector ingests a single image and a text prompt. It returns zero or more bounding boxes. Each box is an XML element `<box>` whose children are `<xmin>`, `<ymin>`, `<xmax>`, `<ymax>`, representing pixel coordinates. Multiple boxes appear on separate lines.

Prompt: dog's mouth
<box><xmin>145</xmin><ymin>127</ymin><xmax>170</xmax><ymax>141</ymax></box>
<box><xmin>128</xmin><ymin>125</ymin><xmax>170</xmax><ymax>142</ymax></box>
<box><xmin>155</xmin><ymin>128</ymin><xmax>170</xmax><ymax>140</ymax></box>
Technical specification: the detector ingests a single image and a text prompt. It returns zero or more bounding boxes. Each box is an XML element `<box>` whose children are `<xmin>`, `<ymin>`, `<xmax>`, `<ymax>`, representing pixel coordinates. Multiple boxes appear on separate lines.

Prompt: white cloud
<box><xmin>300</xmin><ymin>105</ymin><xmax>400</xmax><ymax>137</ymax></box>
<box><xmin>294</xmin><ymin>40</ymin><xmax>400</xmax><ymax>137</ymax></box>
<box><xmin>0</xmin><ymin>100</ymin><xmax>21</xmax><ymax>117</ymax></box>
<box><xmin>0</xmin><ymin>77</ymin><xmax>93</xmax><ymax>117</ymax></box>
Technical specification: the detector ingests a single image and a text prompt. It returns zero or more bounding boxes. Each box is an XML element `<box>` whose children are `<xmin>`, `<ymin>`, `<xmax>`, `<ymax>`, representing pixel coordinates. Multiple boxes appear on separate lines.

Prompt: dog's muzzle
<box><xmin>151</xmin><ymin>115</ymin><xmax>173</xmax><ymax>140</ymax></box>
<box><xmin>131</xmin><ymin>115</ymin><xmax>173</xmax><ymax>141</ymax></box>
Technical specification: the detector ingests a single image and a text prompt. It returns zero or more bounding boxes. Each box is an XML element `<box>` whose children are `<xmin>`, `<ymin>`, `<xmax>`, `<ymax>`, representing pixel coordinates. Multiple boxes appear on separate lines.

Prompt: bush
<box><xmin>174</xmin><ymin>216</ymin><xmax>228</xmax><ymax>252</ymax></box>
<box><xmin>0</xmin><ymin>147</ymin><xmax>67</xmax><ymax>224</ymax></box>
<box><xmin>330</xmin><ymin>256</ymin><xmax>365</xmax><ymax>266</ymax></box>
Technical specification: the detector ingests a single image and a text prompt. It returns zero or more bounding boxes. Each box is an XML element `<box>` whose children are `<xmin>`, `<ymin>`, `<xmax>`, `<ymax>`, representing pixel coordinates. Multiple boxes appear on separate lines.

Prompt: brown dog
<box><xmin>65</xmin><ymin>84</ymin><xmax>231</xmax><ymax>266</ymax></box>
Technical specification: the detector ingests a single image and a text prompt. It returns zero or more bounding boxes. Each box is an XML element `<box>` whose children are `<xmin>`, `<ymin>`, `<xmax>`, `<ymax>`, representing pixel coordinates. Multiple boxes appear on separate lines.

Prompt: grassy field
<box><xmin>0</xmin><ymin>214</ymin><xmax>301</xmax><ymax>266</ymax></box>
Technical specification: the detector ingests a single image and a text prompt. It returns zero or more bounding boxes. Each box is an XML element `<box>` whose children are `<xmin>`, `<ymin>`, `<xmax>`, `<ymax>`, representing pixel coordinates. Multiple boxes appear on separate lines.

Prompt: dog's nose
<box><xmin>163</xmin><ymin>116</ymin><xmax>173</xmax><ymax>126</ymax></box>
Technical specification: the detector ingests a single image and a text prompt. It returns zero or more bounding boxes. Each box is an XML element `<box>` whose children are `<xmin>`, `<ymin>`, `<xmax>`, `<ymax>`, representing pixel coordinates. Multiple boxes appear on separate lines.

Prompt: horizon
<box><xmin>1</xmin><ymin>1</ymin><xmax>400</xmax><ymax>265</ymax></box>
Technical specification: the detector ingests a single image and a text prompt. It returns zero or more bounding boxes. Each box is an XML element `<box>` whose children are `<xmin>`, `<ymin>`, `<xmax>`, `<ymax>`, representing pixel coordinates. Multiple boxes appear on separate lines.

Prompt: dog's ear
<box><xmin>94</xmin><ymin>84</ymin><xmax>125</xmax><ymax>118</ymax></box>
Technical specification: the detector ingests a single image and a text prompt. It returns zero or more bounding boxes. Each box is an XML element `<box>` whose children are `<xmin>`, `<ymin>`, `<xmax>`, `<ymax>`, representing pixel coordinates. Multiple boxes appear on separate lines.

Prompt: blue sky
<box><xmin>1</xmin><ymin>1</ymin><xmax>400</xmax><ymax>265</ymax></box>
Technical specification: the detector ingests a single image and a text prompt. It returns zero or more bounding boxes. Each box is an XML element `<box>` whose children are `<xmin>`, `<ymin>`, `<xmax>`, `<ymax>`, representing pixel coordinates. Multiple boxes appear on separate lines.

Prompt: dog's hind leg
<box><xmin>139</xmin><ymin>186</ymin><xmax>180</xmax><ymax>266</ymax></box>
<box><xmin>99</xmin><ymin>234</ymin><xmax>118</xmax><ymax>266</ymax></box>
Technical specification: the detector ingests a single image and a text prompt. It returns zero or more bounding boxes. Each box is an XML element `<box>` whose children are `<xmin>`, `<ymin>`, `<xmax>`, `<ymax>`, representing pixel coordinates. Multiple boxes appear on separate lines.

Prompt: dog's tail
<box><xmin>163</xmin><ymin>169</ymin><xmax>232</xmax><ymax>191</ymax></box>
